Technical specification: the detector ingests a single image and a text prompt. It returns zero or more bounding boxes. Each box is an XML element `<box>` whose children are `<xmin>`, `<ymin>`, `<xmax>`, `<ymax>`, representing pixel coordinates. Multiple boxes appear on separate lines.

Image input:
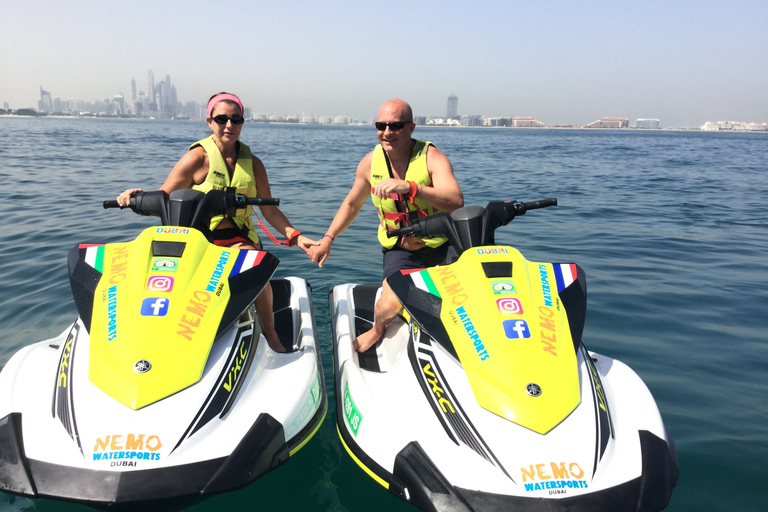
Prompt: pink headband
<box><xmin>207</xmin><ymin>93</ymin><xmax>244</xmax><ymax>117</ymax></box>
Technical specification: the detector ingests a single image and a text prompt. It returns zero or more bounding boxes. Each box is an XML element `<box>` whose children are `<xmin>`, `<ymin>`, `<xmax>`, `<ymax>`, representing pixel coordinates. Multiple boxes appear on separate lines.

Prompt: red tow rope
<box><xmin>251</xmin><ymin>206</ymin><xmax>299</xmax><ymax>246</ymax></box>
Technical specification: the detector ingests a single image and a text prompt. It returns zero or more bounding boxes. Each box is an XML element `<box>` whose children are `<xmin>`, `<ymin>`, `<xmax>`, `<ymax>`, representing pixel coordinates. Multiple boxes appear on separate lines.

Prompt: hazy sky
<box><xmin>2</xmin><ymin>0</ymin><xmax>766</xmax><ymax>127</ymax></box>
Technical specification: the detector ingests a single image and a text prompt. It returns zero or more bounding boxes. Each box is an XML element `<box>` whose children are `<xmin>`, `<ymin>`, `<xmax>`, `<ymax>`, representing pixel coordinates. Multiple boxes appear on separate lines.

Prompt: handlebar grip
<box><xmin>523</xmin><ymin>198</ymin><xmax>557</xmax><ymax>210</ymax></box>
<box><xmin>252</xmin><ymin>198</ymin><xmax>280</xmax><ymax>206</ymax></box>
<box><xmin>103</xmin><ymin>200</ymin><xmax>121</xmax><ymax>209</ymax></box>
<box><xmin>237</xmin><ymin>196</ymin><xmax>280</xmax><ymax>206</ymax></box>
<box><xmin>386</xmin><ymin>226</ymin><xmax>416</xmax><ymax>238</ymax></box>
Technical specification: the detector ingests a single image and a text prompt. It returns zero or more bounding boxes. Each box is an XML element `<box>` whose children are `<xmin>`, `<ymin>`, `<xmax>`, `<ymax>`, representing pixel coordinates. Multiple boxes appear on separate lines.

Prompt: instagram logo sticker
<box><xmin>497</xmin><ymin>297</ymin><xmax>523</xmax><ymax>315</ymax></box>
<box><xmin>147</xmin><ymin>275</ymin><xmax>174</xmax><ymax>293</ymax></box>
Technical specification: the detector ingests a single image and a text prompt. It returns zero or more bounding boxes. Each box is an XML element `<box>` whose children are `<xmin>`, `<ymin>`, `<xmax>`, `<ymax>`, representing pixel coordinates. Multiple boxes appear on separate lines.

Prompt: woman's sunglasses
<box><xmin>212</xmin><ymin>114</ymin><xmax>245</xmax><ymax>125</ymax></box>
<box><xmin>375</xmin><ymin>121</ymin><xmax>411</xmax><ymax>131</ymax></box>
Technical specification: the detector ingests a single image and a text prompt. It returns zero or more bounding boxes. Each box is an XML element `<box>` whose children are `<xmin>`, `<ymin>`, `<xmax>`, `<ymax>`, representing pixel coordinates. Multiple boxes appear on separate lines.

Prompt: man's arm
<box><xmin>417</xmin><ymin>145</ymin><xmax>463</xmax><ymax>212</ymax></box>
<box><xmin>308</xmin><ymin>152</ymin><xmax>373</xmax><ymax>268</ymax></box>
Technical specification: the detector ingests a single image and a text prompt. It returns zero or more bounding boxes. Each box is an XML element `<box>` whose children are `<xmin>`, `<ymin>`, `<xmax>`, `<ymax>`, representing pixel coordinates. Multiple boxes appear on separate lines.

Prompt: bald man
<box><xmin>308</xmin><ymin>99</ymin><xmax>464</xmax><ymax>352</ymax></box>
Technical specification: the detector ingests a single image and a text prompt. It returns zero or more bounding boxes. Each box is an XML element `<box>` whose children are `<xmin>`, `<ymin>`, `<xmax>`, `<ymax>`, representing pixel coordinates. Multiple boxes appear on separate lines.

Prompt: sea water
<box><xmin>0</xmin><ymin>117</ymin><xmax>766</xmax><ymax>511</ymax></box>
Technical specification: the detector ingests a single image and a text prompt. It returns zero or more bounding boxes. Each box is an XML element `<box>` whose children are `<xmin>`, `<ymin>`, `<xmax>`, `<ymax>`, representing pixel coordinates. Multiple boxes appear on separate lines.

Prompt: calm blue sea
<box><xmin>0</xmin><ymin>117</ymin><xmax>766</xmax><ymax>511</ymax></box>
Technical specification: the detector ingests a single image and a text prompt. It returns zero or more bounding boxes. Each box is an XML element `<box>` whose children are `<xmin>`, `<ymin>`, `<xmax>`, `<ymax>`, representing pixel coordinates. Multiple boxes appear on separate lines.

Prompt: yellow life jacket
<box><xmin>190</xmin><ymin>136</ymin><xmax>259</xmax><ymax>243</ymax></box>
<box><xmin>370</xmin><ymin>139</ymin><xmax>448</xmax><ymax>249</ymax></box>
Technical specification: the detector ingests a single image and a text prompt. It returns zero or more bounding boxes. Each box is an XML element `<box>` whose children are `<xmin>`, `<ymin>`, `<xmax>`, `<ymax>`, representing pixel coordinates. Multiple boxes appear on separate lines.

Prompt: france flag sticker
<box><xmin>229</xmin><ymin>250</ymin><xmax>266</xmax><ymax>277</ymax></box>
<box><xmin>553</xmin><ymin>264</ymin><xmax>577</xmax><ymax>293</ymax></box>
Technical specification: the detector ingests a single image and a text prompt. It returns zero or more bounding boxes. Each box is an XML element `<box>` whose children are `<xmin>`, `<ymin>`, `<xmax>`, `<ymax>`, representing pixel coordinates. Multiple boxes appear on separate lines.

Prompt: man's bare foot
<box><xmin>353</xmin><ymin>328</ymin><xmax>382</xmax><ymax>353</ymax></box>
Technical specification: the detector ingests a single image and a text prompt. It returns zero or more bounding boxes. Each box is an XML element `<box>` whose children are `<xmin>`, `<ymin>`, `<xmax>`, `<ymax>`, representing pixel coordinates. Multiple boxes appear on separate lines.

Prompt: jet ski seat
<box><xmin>271</xmin><ymin>278</ymin><xmax>300</xmax><ymax>353</ymax></box>
<box><xmin>351</xmin><ymin>284</ymin><xmax>409</xmax><ymax>373</ymax></box>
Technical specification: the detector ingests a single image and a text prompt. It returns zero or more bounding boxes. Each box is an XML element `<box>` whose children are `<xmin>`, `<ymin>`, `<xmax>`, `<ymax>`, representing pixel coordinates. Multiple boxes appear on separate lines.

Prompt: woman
<box><xmin>118</xmin><ymin>92</ymin><xmax>313</xmax><ymax>352</ymax></box>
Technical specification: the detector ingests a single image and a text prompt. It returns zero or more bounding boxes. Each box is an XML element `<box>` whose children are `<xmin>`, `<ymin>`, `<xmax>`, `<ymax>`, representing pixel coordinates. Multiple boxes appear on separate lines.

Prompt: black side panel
<box><xmin>220</xmin><ymin>252</ymin><xmax>279</xmax><ymax>336</ymax></box>
<box><xmin>392</xmin><ymin>442</ymin><xmax>472</xmax><ymax>512</ymax></box>
<box><xmin>351</xmin><ymin>283</ymin><xmax>379</xmax><ymax>324</ymax></box>
<box><xmin>0</xmin><ymin>413</ymin><xmax>36</xmax><ymax>496</ymax></box>
<box><xmin>637</xmin><ymin>429</ymin><xmax>678</xmax><ymax>512</ymax></box>
<box><xmin>203</xmin><ymin>413</ymin><xmax>288</xmax><ymax>494</ymax></box>
<box><xmin>67</xmin><ymin>246</ymin><xmax>102</xmax><ymax>332</ymax></box>
<box><xmin>458</xmin><ymin>430</ymin><xmax>677</xmax><ymax>512</ymax></box>
<box><xmin>559</xmin><ymin>264</ymin><xmax>587</xmax><ymax>350</ymax></box>
<box><xmin>352</xmin><ymin>283</ymin><xmax>381</xmax><ymax>372</ymax></box>
<box><xmin>14</xmin><ymin>417</ymin><xmax>289</xmax><ymax>507</ymax></box>
<box><xmin>459</xmin><ymin>483</ymin><xmax>639</xmax><ymax>512</ymax></box>
<box><xmin>271</xmin><ymin>278</ymin><xmax>296</xmax><ymax>351</ymax></box>
<box><xmin>52</xmin><ymin>323</ymin><xmax>80</xmax><ymax>445</ymax></box>
<box><xmin>387</xmin><ymin>272</ymin><xmax>457</xmax><ymax>360</ymax></box>
<box><xmin>1</xmin><ymin>413</ymin><xmax>291</xmax><ymax>507</ymax></box>
<box><xmin>584</xmin><ymin>349</ymin><xmax>613</xmax><ymax>466</ymax></box>
<box><xmin>26</xmin><ymin>457</ymin><xmax>223</xmax><ymax>506</ymax></box>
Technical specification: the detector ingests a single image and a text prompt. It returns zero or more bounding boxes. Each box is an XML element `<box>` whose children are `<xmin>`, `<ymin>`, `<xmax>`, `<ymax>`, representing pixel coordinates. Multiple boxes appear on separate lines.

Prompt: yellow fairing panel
<box><xmin>88</xmin><ymin>227</ymin><xmax>236</xmax><ymax>410</ymax></box>
<box><xmin>427</xmin><ymin>247</ymin><xmax>580</xmax><ymax>434</ymax></box>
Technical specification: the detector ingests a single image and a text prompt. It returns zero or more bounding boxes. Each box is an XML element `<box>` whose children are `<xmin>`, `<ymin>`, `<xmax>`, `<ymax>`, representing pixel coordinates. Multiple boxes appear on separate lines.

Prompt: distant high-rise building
<box><xmin>148</xmin><ymin>70</ymin><xmax>155</xmax><ymax>111</ymax></box>
<box><xmin>39</xmin><ymin>86</ymin><xmax>53</xmax><ymax>112</ymax></box>
<box><xmin>170</xmin><ymin>84</ymin><xmax>178</xmax><ymax>115</ymax></box>
<box><xmin>512</xmin><ymin>116</ymin><xmax>545</xmax><ymax>127</ymax></box>
<box><xmin>164</xmin><ymin>75</ymin><xmax>172</xmax><ymax>113</ymax></box>
<box><xmin>447</xmin><ymin>94</ymin><xmax>458</xmax><ymax>119</ymax></box>
<box><xmin>586</xmin><ymin>117</ymin><xmax>629</xmax><ymax>129</ymax></box>
<box><xmin>636</xmin><ymin>118</ymin><xmax>660</xmax><ymax>129</ymax></box>
<box><xmin>113</xmin><ymin>94</ymin><xmax>125</xmax><ymax>115</ymax></box>
<box><xmin>157</xmin><ymin>81</ymin><xmax>166</xmax><ymax>113</ymax></box>
<box><xmin>131</xmin><ymin>77</ymin><xmax>137</xmax><ymax>104</ymax></box>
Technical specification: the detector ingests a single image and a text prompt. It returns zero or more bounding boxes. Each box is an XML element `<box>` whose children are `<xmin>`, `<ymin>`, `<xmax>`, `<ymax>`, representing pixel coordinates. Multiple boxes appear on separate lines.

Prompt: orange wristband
<box><xmin>408</xmin><ymin>181</ymin><xmax>418</xmax><ymax>203</ymax></box>
<box><xmin>288</xmin><ymin>230</ymin><xmax>301</xmax><ymax>247</ymax></box>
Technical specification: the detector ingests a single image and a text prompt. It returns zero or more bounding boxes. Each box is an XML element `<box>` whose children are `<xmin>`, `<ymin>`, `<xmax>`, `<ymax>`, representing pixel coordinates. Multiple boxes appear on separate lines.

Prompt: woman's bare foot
<box><xmin>265</xmin><ymin>329</ymin><xmax>286</xmax><ymax>353</ymax></box>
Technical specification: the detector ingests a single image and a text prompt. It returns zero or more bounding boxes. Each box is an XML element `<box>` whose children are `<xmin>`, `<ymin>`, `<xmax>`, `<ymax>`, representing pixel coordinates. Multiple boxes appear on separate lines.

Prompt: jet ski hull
<box><xmin>330</xmin><ymin>282</ymin><xmax>677</xmax><ymax>512</ymax></box>
<box><xmin>0</xmin><ymin>277</ymin><xmax>326</xmax><ymax>507</ymax></box>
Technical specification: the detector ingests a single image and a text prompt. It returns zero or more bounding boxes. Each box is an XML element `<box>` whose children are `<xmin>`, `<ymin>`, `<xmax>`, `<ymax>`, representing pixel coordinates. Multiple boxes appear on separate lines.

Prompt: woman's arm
<box><xmin>252</xmin><ymin>156</ymin><xmax>315</xmax><ymax>250</ymax></box>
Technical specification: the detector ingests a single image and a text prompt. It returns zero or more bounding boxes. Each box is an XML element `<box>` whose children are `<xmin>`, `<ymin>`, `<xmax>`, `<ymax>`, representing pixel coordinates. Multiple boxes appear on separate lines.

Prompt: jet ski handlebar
<box><xmin>103</xmin><ymin>192</ymin><xmax>279</xmax><ymax>210</ymax></box>
<box><xmin>102</xmin><ymin>189</ymin><xmax>279</xmax><ymax>234</ymax></box>
<box><xmin>386</xmin><ymin>197</ymin><xmax>557</xmax><ymax>262</ymax></box>
<box><xmin>520</xmin><ymin>197</ymin><xmax>558</xmax><ymax>211</ymax></box>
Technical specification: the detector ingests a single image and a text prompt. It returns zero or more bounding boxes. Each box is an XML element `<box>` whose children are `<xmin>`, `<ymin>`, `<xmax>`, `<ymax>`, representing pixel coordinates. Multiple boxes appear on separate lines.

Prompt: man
<box><xmin>308</xmin><ymin>98</ymin><xmax>464</xmax><ymax>352</ymax></box>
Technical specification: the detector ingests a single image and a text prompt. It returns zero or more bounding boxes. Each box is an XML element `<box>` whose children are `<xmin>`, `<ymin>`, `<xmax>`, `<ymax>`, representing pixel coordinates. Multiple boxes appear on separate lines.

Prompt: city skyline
<box><xmin>9</xmin><ymin>83</ymin><xmax>766</xmax><ymax>131</ymax></box>
<box><xmin>2</xmin><ymin>2</ymin><xmax>766</xmax><ymax>128</ymax></box>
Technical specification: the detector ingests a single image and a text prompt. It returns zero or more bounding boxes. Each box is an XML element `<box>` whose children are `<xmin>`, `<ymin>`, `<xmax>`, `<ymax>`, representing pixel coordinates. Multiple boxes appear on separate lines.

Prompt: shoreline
<box><xmin>3</xmin><ymin>114</ymin><xmax>768</xmax><ymax>133</ymax></box>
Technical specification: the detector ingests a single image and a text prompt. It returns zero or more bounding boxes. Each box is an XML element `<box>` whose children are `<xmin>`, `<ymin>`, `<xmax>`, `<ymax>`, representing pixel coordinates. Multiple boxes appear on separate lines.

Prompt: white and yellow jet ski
<box><xmin>330</xmin><ymin>198</ymin><xmax>677</xmax><ymax>512</ymax></box>
<box><xmin>0</xmin><ymin>189</ymin><xmax>326</xmax><ymax>507</ymax></box>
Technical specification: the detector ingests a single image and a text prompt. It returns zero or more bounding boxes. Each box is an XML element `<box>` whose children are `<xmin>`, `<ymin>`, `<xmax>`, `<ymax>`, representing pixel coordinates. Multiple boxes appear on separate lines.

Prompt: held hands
<box><xmin>294</xmin><ymin>235</ymin><xmax>316</xmax><ymax>253</ymax></box>
<box><xmin>307</xmin><ymin>236</ymin><xmax>333</xmax><ymax>268</ymax></box>
<box><xmin>294</xmin><ymin>234</ymin><xmax>331</xmax><ymax>269</ymax></box>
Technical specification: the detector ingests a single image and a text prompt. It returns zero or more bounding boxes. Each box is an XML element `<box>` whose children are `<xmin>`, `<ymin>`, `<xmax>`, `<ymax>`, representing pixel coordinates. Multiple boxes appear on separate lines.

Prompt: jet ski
<box><xmin>0</xmin><ymin>189</ymin><xmax>326</xmax><ymax>508</ymax></box>
<box><xmin>330</xmin><ymin>198</ymin><xmax>678</xmax><ymax>512</ymax></box>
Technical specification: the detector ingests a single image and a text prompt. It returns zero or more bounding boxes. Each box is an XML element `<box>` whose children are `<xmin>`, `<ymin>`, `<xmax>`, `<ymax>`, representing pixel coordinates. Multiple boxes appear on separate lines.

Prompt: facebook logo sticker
<box><xmin>503</xmin><ymin>319</ymin><xmax>531</xmax><ymax>339</ymax></box>
<box><xmin>141</xmin><ymin>297</ymin><xmax>169</xmax><ymax>317</ymax></box>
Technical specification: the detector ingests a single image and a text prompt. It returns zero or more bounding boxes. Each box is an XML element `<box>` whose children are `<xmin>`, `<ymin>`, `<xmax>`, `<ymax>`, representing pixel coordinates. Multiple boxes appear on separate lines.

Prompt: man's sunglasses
<box><xmin>212</xmin><ymin>114</ymin><xmax>245</xmax><ymax>125</ymax></box>
<box><xmin>375</xmin><ymin>121</ymin><xmax>411</xmax><ymax>131</ymax></box>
